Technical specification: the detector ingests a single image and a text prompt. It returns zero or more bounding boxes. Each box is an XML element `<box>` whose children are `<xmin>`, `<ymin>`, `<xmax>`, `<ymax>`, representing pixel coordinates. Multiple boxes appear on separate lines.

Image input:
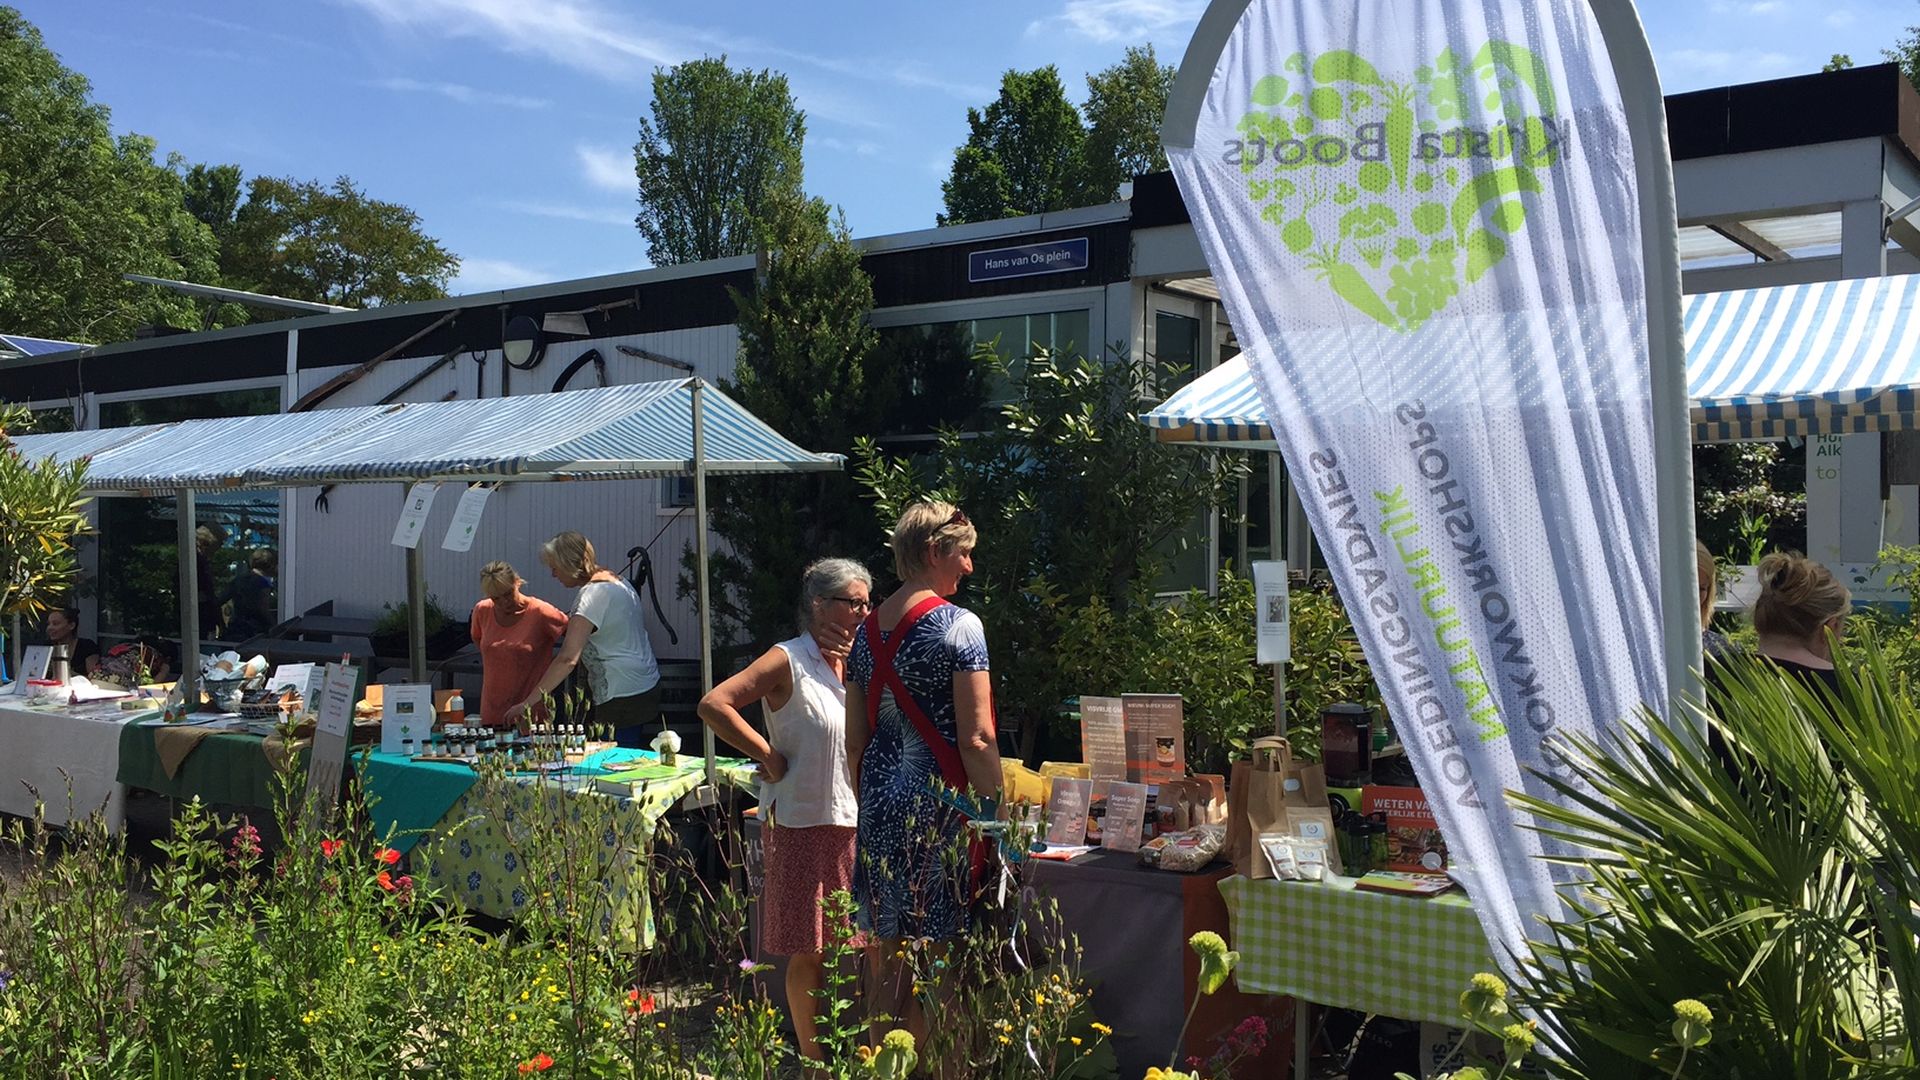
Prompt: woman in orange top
<box><xmin>471</xmin><ymin>561</ymin><xmax>570</xmax><ymax>727</ymax></box>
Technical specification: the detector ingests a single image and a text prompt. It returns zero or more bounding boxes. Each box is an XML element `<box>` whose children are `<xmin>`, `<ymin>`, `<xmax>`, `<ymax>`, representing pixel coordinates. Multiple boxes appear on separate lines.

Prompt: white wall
<box><xmin>284</xmin><ymin>325</ymin><xmax>741</xmax><ymax>659</ymax></box>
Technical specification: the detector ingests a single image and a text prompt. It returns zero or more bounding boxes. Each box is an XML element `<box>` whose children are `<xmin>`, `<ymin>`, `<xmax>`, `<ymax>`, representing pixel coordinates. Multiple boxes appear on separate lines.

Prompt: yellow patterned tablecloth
<box><xmin>411</xmin><ymin>752</ymin><xmax>755</xmax><ymax>951</ymax></box>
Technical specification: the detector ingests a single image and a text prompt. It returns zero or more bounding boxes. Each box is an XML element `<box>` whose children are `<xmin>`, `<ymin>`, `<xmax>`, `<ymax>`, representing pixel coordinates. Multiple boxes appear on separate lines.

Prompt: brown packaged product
<box><xmin>1141</xmin><ymin>824</ymin><xmax>1226</xmax><ymax>872</ymax></box>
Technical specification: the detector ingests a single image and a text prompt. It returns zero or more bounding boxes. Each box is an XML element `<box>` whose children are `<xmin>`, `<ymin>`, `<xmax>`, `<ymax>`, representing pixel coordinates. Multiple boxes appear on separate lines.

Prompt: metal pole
<box><xmin>1589</xmin><ymin>0</ymin><xmax>1704</xmax><ymax>721</ymax></box>
<box><xmin>176</xmin><ymin>489</ymin><xmax>200</xmax><ymax>707</ymax></box>
<box><xmin>406</xmin><ymin>543</ymin><xmax>427</xmax><ymax>684</ymax></box>
<box><xmin>691</xmin><ymin>379</ymin><xmax>716</xmax><ymax>782</ymax></box>
<box><xmin>1267</xmin><ymin>452</ymin><xmax>1285</xmax><ymax>562</ymax></box>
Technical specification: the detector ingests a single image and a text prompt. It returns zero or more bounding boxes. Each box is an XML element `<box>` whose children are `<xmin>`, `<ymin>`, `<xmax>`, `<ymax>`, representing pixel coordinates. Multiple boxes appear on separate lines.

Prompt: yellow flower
<box><xmin>1091</xmin><ymin>1022</ymin><xmax>1113</xmax><ymax>1036</ymax></box>
<box><xmin>1071</xmin><ymin>1037</ymin><xmax>1083</xmax><ymax>1047</ymax></box>
<box><xmin>997</xmin><ymin>1034</ymin><xmax>1010</xmax><ymax>1045</ymax></box>
<box><xmin>1035</xmin><ymin>991</ymin><xmax>1048</xmax><ymax>1006</ymax></box>
<box><xmin>508</xmin><ymin>1013</ymin><xmax>517</xmax><ymax>1023</ymax></box>
<box><xmin>345</xmin><ymin>956</ymin><xmax>355</xmax><ymax>965</ymax></box>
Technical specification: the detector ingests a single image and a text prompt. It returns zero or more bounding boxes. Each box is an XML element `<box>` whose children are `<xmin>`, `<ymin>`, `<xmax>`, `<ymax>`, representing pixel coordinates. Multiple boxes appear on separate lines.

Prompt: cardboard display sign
<box><xmin>305</xmin><ymin>663</ymin><xmax>359</xmax><ymax>819</ymax></box>
<box><xmin>380</xmin><ymin>683</ymin><xmax>434</xmax><ymax>754</ymax></box>
<box><xmin>1122</xmin><ymin>693</ymin><xmax>1186</xmax><ymax>783</ymax></box>
<box><xmin>1365</xmin><ymin>785</ymin><xmax>1449</xmax><ymax>873</ymax></box>
<box><xmin>1099</xmin><ymin>780</ymin><xmax>1150</xmax><ymax>853</ymax></box>
<box><xmin>1079</xmin><ymin>696</ymin><xmax>1128</xmax><ymax>780</ymax></box>
<box><xmin>1045</xmin><ymin>777</ymin><xmax>1092</xmax><ymax>847</ymax></box>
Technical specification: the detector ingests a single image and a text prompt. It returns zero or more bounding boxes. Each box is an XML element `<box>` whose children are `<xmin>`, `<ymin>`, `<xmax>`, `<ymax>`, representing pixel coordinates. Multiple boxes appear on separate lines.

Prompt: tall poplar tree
<box><xmin>633</xmin><ymin>57</ymin><xmax>807</xmax><ymax>265</ymax></box>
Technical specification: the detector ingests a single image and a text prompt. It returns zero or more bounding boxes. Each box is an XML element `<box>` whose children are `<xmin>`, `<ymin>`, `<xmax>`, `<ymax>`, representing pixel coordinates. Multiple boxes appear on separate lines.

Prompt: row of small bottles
<box><xmin>401</xmin><ymin>722</ymin><xmax>591</xmax><ymax>760</ymax></box>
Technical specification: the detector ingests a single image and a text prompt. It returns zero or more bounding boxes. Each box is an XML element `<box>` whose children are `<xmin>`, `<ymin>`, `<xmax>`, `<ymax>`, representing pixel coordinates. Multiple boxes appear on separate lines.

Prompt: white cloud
<box><xmin>815</xmin><ymin>136</ymin><xmax>881</xmax><ymax>157</ymax></box>
<box><xmin>1026</xmin><ymin>0</ymin><xmax>1207</xmax><ymax>43</ymax></box>
<box><xmin>339</xmin><ymin>0</ymin><xmax>679</xmax><ymax>78</ymax></box>
<box><xmin>1661</xmin><ymin>48</ymin><xmax>1798</xmax><ymax>81</ymax></box>
<box><xmin>492</xmin><ymin>199</ymin><xmax>633</xmax><ymax>226</ymax></box>
<box><xmin>372</xmin><ymin>77</ymin><xmax>549</xmax><ymax>109</ymax></box>
<box><xmin>575</xmin><ymin>144</ymin><xmax>633</xmax><ymax>193</ymax></box>
<box><xmin>1826</xmin><ymin>10</ymin><xmax>1858</xmax><ymax>27</ymax></box>
<box><xmin>450</xmin><ymin>257</ymin><xmax>552</xmax><ymax>294</ymax></box>
<box><xmin>1708</xmin><ymin>0</ymin><xmax>1787</xmax><ymax>14</ymax></box>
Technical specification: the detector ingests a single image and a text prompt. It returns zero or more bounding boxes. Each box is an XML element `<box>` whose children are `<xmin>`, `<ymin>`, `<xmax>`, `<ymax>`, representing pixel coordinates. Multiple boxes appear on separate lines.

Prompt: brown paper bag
<box><xmin>1240</xmin><ymin>737</ymin><xmax>1297</xmax><ymax>878</ymax></box>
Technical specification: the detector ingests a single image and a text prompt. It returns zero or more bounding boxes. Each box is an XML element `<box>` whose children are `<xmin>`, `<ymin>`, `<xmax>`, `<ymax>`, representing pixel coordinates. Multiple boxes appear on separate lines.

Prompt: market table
<box><xmin>1027</xmin><ymin>851</ymin><xmax>1297</xmax><ymax>1078</ymax></box>
<box><xmin>361</xmin><ymin>748</ymin><xmax>757</xmax><ymax>951</ymax></box>
<box><xmin>0</xmin><ymin>697</ymin><xmax>158</xmax><ymax>830</ymax></box>
<box><xmin>1219</xmin><ymin>874</ymin><xmax>1498</xmax><ymax>1075</ymax></box>
<box><xmin>117</xmin><ymin>719</ymin><xmax>309</xmax><ymax>810</ymax></box>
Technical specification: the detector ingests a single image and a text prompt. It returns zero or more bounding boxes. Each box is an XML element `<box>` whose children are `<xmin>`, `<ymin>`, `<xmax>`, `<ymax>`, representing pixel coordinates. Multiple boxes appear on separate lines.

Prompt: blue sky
<box><xmin>20</xmin><ymin>0</ymin><xmax>1920</xmax><ymax>295</ymax></box>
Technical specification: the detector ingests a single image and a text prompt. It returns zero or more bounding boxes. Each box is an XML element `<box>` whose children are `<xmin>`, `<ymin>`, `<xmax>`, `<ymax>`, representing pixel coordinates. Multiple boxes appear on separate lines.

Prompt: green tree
<box><xmin>694</xmin><ymin>191</ymin><xmax>899</xmax><ymax>650</ymax></box>
<box><xmin>222</xmin><ymin>175</ymin><xmax>457</xmax><ymax>309</ymax></box>
<box><xmin>855</xmin><ymin>349</ymin><xmax>1243</xmax><ymax>753</ymax></box>
<box><xmin>0</xmin><ymin>403</ymin><xmax>91</xmax><ymax>623</ymax></box>
<box><xmin>939</xmin><ymin>67</ymin><xmax>1105</xmax><ymax>226</ymax></box>
<box><xmin>1083</xmin><ymin>44</ymin><xmax>1177</xmax><ymax>200</ymax></box>
<box><xmin>1824</xmin><ymin>53</ymin><xmax>1855</xmax><ymax>72</ymax></box>
<box><xmin>0</xmin><ymin>7</ymin><xmax>220</xmax><ymax>341</ymax></box>
<box><xmin>1892</xmin><ymin>14</ymin><xmax>1920</xmax><ymax>87</ymax></box>
<box><xmin>633</xmin><ymin>57</ymin><xmax>807</xmax><ymax>266</ymax></box>
<box><xmin>1691</xmin><ymin>441</ymin><xmax>1804</xmax><ymax>561</ymax></box>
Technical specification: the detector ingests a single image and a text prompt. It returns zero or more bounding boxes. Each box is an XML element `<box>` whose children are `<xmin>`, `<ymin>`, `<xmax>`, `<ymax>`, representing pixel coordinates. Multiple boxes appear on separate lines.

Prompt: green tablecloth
<box><xmin>1219</xmin><ymin>874</ymin><xmax>1497</xmax><ymax>1028</ymax></box>
<box><xmin>116</xmin><ymin>724</ymin><xmax>308</xmax><ymax>810</ymax></box>
<box><xmin>411</xmin><ymin>749</ymin><xmax>757</xmax><ymax>951</ymax></box>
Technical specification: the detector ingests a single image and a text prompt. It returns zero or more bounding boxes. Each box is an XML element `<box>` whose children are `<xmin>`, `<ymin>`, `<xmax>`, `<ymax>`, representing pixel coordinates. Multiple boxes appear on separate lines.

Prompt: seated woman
<box><xmin>698</xmin><ymin>558</ymin><xmax>868</xmax><ymax>1066</ymax></box>
<box><xmin>471</xmin><ymin>561</ymin><xmax>569</xmax><ymax>729</ymax></box>
<box><xmin>44</xmin><ymin>607</ymin><xmax>100</xmax><ymax>680</ymax></box>
<box><xmin>223</xmin><ymin>549</ymin><xmax>278</xmax><ymax>641</ymax></box>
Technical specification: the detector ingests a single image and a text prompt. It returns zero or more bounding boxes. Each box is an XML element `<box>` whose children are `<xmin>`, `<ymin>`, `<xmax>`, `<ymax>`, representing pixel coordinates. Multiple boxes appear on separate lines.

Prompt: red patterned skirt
<box><xmin>761</xmin><ymin>822</ymin><xmax>859</xmax><ymax>956</ymax></box>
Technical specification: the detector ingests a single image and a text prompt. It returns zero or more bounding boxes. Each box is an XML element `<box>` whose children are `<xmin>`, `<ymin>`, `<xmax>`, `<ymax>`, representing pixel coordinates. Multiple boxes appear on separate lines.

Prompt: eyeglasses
<box><xmin>827</xmin><ymin>596</ymin><xmax>871</xmax><ymax>612</ymax></box>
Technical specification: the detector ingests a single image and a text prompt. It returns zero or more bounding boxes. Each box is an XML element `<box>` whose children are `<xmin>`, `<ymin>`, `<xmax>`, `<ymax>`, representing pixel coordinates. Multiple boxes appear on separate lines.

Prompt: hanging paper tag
<box><xmin>442</xmin><ymin>484</ymin><xmax>494</xmax><ymax>552</ymax></box>
<box><xmin>391</xmin><ymin>482</ymin><xmax>441</xmax><ymax>548</ymax></box>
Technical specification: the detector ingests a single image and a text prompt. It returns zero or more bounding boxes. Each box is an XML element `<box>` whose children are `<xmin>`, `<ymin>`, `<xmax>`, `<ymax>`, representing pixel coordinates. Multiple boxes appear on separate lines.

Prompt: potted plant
<box><xmin>371</xmin><ymin>595</ymin><xmax>467</xmax><ymax>661</ymax></box>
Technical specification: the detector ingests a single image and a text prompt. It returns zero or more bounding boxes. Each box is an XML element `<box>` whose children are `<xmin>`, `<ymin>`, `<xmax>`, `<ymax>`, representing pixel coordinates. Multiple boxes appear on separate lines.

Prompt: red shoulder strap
<box><xmin>862</xmin><ymin>597</ymin><xmax>969</xmax><ymax>790</ymax></box>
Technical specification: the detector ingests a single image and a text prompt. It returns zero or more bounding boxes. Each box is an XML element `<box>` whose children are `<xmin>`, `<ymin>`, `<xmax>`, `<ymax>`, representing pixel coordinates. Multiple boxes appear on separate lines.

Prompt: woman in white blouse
<box><xmin>510</xmin><ymin>531</ymin><xmax>661</xmax><ymax>745</ymax></box>
<box><xmin>698</xmin><ymin>558</ymin><xmax>869</xmax><ymax>1066</ymax></box>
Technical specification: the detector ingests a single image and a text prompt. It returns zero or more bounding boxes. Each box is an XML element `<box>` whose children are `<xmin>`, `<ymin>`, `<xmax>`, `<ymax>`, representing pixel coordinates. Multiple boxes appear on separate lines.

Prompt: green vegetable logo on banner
<box><xmin>1227</xmin><ymin>43</ymin><xmax>1564</xmax><ymax>332</ymax></box>
<box><xmin>1165</xmin><ymin>1</ymin><xmax>1672</xmax><ymax>984</ymax></box>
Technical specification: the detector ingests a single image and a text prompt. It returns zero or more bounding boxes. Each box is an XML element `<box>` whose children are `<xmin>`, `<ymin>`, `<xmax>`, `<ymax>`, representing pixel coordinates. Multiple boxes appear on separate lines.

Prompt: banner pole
<box><xmin>1588</xmin><ymin>0</ymin><xmax>1704</xmax><ymax>724</ymax></box>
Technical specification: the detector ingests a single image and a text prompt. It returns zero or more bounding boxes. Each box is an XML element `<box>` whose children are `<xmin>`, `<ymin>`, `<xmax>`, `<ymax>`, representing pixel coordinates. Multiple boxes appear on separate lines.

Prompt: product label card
<box><xmin>1100</xmin><ymin>780</ymin><xmax>1150</xmax><ymax>853</ymax></box>
<box><xmin>1122</xmin><ymin>693</ymin><xmax>1186</xmax><ymax>783</ymax></box>
<box><xmin>1080</xmin><ymin>696</ymin><xmax>1128</xmax><ymax>780</ymax></box>
<box><xmin>1045</xmin><ymin>778</ymin><xmax>1092</xmax><ymax>847</ymax></box>
<box><xmin>380</xmin><ymin>683</ymin><xmax>434</xmax><ymax>755</ymax></box>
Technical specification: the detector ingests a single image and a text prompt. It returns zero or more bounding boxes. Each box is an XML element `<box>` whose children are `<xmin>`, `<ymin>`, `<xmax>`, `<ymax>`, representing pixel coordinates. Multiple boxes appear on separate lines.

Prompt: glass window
<box><xmin>96</xmin><ymin>387</ymin><xmax>282</xmax><ymax>640</ymax></box>
<box><xmin>874</xmin><ymin>307</ymin><xmax>1094</xmax><ymax>436</ymax></box>
<box><xmin>1154</xmin><ymin>311</ymin><xmax>1201</xmax><ymax>396</ymax></box>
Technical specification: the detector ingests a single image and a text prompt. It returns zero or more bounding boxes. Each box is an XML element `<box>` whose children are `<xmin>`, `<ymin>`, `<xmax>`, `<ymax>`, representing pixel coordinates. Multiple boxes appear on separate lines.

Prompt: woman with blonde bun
<box><xmin>1751</xmin><ymin>551</ymin><xmax>1851</xmax><ymax>696</ymax></box>
<box><xmin>471</xmin><ymin>561</ymin><xmax>569</xmax><ymax>728</ymax></box>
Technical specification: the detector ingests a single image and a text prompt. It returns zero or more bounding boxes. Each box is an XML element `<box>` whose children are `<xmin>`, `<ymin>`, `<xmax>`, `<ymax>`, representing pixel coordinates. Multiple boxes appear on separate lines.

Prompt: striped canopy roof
<box><xmin>8</xmin><ymin>380</ymin><xmax>842</xmax><ymax>493</ymax></box>
<box><xmin>1143</xmin><ymin>275</ymin><xmax>1920</xmax><ymax>445</ymax></box>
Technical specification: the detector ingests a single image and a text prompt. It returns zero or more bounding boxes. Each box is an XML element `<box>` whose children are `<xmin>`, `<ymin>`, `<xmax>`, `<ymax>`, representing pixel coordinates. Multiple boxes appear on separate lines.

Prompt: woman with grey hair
<box><xmin>697</xmin><ymin>557</ymin><xmax>871</xmax><ymax>1065</ymax></box>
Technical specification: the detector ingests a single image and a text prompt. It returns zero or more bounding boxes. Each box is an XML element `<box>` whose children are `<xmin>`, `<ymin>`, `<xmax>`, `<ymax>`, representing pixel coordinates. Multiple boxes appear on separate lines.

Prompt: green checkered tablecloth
<box><xmin>1219</xmin><ymin>875</ymin><xmax>1497</xmax><ymax>1028</ymax></box>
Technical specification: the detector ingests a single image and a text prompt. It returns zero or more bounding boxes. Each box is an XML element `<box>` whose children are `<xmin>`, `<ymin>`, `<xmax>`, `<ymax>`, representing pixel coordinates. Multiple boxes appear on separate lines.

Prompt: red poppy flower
<box><xmin>376</xmin><ymin>870</ymin><xmax>396</xmax><ymax>892</ymax></box>
<box><xmin>319</xmin><ymin>839</ymin><xmax>343</xmax><ymax>859</ymax></box>
<box><xmin>376</xmin><ymin>847</ymin><xmax>401</xmax><ymax>866</ymax></box>
<box><xmin>625</xmin><ymin>989</ymin><xmax>656</xmax><ymax>1015</ymax></box>
<box><xmin>517</xmin><ymin>1052</ymin><xmax>554</xmax><ymax>1073</ymax></box>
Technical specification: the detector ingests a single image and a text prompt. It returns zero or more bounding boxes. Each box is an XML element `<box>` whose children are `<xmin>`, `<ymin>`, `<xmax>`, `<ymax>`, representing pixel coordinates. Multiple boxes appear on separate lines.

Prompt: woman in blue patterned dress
<box><xmin>846</xmin><ymin>501</ymin><xmax>1002</xmax><ymax>1053</ymax></box>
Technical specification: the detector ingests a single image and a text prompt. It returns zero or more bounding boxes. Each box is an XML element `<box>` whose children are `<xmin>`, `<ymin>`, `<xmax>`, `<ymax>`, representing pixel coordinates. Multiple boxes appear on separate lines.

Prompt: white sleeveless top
<box><xmin>761</xmin><ymin>633</ymin><xmax>857</xmax><ymax>829</ymax></box>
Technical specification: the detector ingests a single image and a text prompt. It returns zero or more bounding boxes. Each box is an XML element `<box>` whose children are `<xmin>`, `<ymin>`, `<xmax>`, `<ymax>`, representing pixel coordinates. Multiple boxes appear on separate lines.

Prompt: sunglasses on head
<box><xmin>945</xmin><ymin>509</ymin><xmax>971</xmax><ymax>528</ymax></box>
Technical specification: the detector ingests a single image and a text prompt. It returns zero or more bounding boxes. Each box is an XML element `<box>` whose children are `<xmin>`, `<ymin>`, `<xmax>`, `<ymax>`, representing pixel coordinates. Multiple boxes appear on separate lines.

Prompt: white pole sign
<box><xmin>1165</xmin><ymin>0</ymin><xmax>1675</xmax><ymax>978</ymax></box>
<box><xmin>1252</xmin><ymin>560</ymin><xmax>1290</xmax><ymax>664</ymax></box>
<box><xmin>305</xmin><ymin>662</ymin><xmax>359</xmax><ymax>818</ymax></box>
<box><xmin>391</xmin><ymin>482</ymin><xmax>441</xmax><ymax>549</ymax></box>
<box><xmin>441</xmin><ymin>484</ymin><xmax>494</xmax><ymax>552</ymax></box>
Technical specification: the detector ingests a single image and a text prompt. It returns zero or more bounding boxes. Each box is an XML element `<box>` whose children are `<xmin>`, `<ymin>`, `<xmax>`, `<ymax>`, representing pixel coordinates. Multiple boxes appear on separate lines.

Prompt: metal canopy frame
<box><xmin>16</xmin><ymin>379</ymin><xmax>842</xmax><ymax>779</ymax></box>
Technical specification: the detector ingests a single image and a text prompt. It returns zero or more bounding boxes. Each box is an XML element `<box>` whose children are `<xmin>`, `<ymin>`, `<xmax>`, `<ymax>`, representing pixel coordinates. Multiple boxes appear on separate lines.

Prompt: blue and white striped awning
<box><xmin>9</xmin><ymin>380</ymin><xmax>842</xmax><ymax>493</ymax></box>
<box><xmin>1143</xmin><ymin>275</ymin><xmax>1920</xmax><ymax>444</ymax></box>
